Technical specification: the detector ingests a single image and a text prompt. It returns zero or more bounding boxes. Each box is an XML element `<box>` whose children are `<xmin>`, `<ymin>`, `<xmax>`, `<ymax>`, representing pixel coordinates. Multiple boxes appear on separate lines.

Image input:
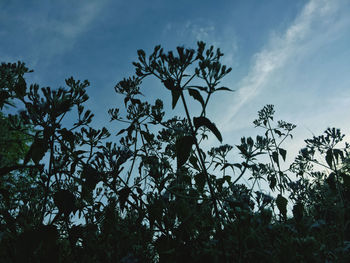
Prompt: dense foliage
<box><xmin>1</xmin><ymin>43</ymin><xmax>350</xmax><ymax>262</ymax></box>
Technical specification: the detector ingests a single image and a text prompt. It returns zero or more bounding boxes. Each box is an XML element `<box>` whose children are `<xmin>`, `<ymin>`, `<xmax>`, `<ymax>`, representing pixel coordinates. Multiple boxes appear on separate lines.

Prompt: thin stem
<box><xmin>179</xmin><ymin>86</ymin><xmax>228</xmax><ymax>261</ymax></box>
<box><xmin>126</xmin><ymin>128</ymin><xmax>138</xmax><ymax>184</ymax></box>
<box><xmin>179</xmin><ymin>89</ymin><xmax>219</xmax><ymax>215</ymax></box>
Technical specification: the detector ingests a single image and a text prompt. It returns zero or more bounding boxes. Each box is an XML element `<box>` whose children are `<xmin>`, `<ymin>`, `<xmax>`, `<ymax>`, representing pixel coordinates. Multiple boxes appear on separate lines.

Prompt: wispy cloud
<box><xmin>163</xmin><ymin>21</ymin><xmax>216</xmax><ymax>42</ymax></box>
<box><xmin>0</xmin><ymin>0</ymin><xmax>108</xmax><ymax>65</ymax></box>
<box><xmin>163</xmin><ymin>20</ymin><xmax>238</xmax><ymax>67</ymax></box>
<box><xmin>49</xmin><ymin>1</ymin><xmax>106</xmax><ymax>40</ymax></box>
<box><xmin>221</xmin><ymin>0</ymin><xmax>341</xmax><ymax>127</ymax></box>
<box><xmin>184</xmin><ymin>22</ymin><xmax>216</xmax><ymax>41</ymax></box>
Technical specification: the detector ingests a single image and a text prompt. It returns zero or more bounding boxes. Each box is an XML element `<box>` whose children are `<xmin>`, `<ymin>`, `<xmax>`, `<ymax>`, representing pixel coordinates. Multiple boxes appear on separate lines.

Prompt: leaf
<box><xmin>274</xmin><ymin>129</ymin><xmax>283</xmax><ymax>137</ymax></box>
<box><xmin>278</xmin><ymin>148</ymin><xmax>287</xmax><ymax>161</ymax></box>
<box><xmin>233</xmin><ymin>163</ymin><xmax>242</xmax><ymax>170</ymax></box>
<box><xmin>130</xmin><ymin>98</ymin><xmax>141</xmax><ymax>105</ymax></box>
<box><xmin>325</xmin><ymin>149</ymin><xmax>333</xmax><ymax>168</ymax></box>
<box><xmin>188</xmin><ymin>85</ymin><xmax>208</xmax><ymax>92</ymax></box>
<box><xmin>221</xmin><ymin>163</ymin><xmax>233</xmax><ymax>171</ymax></box>
<box><xmin>342</xmin><ymin>173</ymin><xmax>350</xmax><ymax>189</ymax></box>
<box><xmin>247</xmin><ymin>137</ymin><xmax>254</xmax><ymax>147</ymax></box>
<box><xmin>141</xmin><ymin>130</ymin><xmax>154</xmax><ymax>144</ymax></box>
<box><xmin>272</xmin><ymin>151</ymin><xmax>279</xmax><ymax>166</ymax></box>
<box><xmin>269</xmin><ymin>175</ymin><xmax>276</xmax><ymax>190</ymax></box>
<box><xmin>176</xmin><ymin>135</ymin><xmax>196</xmax><ymax>168</ymax></box>
<box><xmin>31</xmin><ymin>138</ymin><xmax>48</xmax><ymax>165</ymax></box>
<box><xmin>292</xmin><ymin>202</ymin><xmax>304</xmax><ymax>222</ymax></box>
<box><xmin>163</xmin><ymin>78</ymin><xmax>181</xmax><ymax>109</ymax></box>
<box><xmin>118</xmin><ymin>187</ymin><xmax>131</xmax><ymax>211</ymax></box>
<box><xmin>236</xmin><ymin>144</ymin><xmax>248</xmax><ymax>156</ymax></box>
<box><xmin>124</xmin><ymin>97</ymin><xmax>129</xmax><ymax>107</ymax></box>
<box><xmin>189</xmin><ymin>155</ymin><xmax>200</xmax><ymax>171</ymax></box>
<box><xmin>276</xmin><ymin>194</ymin><xmax>287</xmax><ymax>219</ymax></box>
<box><xmin>194</xmin><ymin>172</ymin><xmax>206</xmax><ymax>191</ymax></box>
<box><xmin>223</xmin><ymin>175</ymin><xmax>231</xmax><ymax>184</ymax></box>
<box><xmin>73</xmin><ymin>150</ymin><xmax>87</xmax><ymax>156</ymax></box>
<box><xmin>15</xmin><ymin>75</ymin><xmax>26</xmax><ymax>98</ymax></box>
<box><xmin>216</xmin><ymin>178</ymin><xmax>225</xmax><ymax>192</ymax></box>
<box><xmin>214</xmin><ymin>162</ymin><xmax>221</xmax><ymax>170</ymax></box>
<box><xmin>82</xmin><ymin>165</ymin><xmax>100</xmax><ymax>190</ymax></box>
<box><xmin>148</xmin><ymin>199</ymin><xmax>163</xmax><ymax>227</ymax></box>
<box><xmin>333</xmin><ymin>149</ymin><xmax>344</xmax><ymax>163</ymax></box>
<box><xmin>116</xmin><ymin>128</ymin><xmax>126</xmax><ymax>136</ymax></box>
<box><xmin>0</xmin><ymin>91</ymin><xmax>11</xmax><ymax>108</ymax></box>
<box><xmin>188</xmin><ymin>88</ymin><xmax>205</xmax><ymax>108</ymax></box>
<box><xmin>193</xmin><ymin>116</ymin><xmax>222</xmax><ymax>142</ymax></box>
<box><xmin>59</xmin><ymin>128</ymin><xmax>75</xmax><ymax>147</ymax></box>
<box><xmin>171</xmin><ymin>88</ymin><xmax>181</xmax><ymax>109</ymax></box>
<box><xmin>137</xmin><ymin>49</ymin><xmax>146</xmax><ymax>62</ymax></box>
<box><xmin>326</xmin><ymin>172</ymin><xmax>336</xmax><ymax>191</ymax></box>
<box><xmin>163</xmin><ymin>79</ymin><xmax>175</xmax><ymax>91</ymax></box>
<box><xmin>54</xmin><ymin>190</ymin><xmax>76</xmax><ymax>215</ymax></box>
<box><xmin>215</xmin><ymin>87</ymin><xmax>233</xmax><ymax>92</ymax></box>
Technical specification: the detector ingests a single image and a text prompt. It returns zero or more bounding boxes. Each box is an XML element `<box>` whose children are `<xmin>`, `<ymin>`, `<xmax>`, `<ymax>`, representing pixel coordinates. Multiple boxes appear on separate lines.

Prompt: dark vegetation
<box><xmin>1</xmin><ymin>42</ymin><xmax>350</xmax><ymax>262</ymax></box>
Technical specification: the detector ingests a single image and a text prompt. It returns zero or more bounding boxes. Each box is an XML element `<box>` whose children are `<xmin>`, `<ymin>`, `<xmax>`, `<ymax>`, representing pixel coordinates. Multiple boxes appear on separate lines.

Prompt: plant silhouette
<box><xmin>0</xmin><ymin>45</ymin><xmax>350</xmax><ymax>262</ymax></box>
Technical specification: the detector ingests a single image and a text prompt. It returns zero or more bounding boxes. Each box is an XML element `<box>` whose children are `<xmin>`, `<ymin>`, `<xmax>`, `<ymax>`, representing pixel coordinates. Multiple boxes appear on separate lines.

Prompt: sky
<box><xmin>1</xmin><ymin>0</ymin><xmax>350</xmax><ymax>169</ymax></box>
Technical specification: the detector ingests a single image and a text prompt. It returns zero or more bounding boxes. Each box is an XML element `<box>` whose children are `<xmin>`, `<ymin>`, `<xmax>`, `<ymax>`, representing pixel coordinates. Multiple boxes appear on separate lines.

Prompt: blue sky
<box><xmin>1</xmin><ymin>0</ymin><xmax>350</xmax><ymax>164</ymax></box>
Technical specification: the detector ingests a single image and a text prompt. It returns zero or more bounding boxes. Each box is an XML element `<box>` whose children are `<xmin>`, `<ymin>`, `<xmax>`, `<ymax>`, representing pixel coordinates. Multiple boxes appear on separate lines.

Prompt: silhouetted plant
<box><xmin>1</xmin><ymin>44</ymin><xmax>350</xmax><ymax>262</ymax></box>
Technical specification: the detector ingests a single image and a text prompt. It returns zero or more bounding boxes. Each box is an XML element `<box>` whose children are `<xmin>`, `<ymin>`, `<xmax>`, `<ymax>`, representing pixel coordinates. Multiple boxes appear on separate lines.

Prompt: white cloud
<box><xmin>203</xmin><ymin>0</ymin><xmax>350</xmax><ymax>170</ymax></box>
<box><xmin>220</xmin><ymin>0</ymin><xmax>342</xmax><ymax>129</ymax></box>
<box><xmin>163</xmin><ymin>21</ymin><xmax>216</xmax><ymax>42</ymax></box>
<box><xmin>0</xmin><ymin>0</ymin><xmax>108</xmax><ymax>64</ymax></box>
<box><xmin>50</xmin><ymin>1</ymin><xmax>106</xmax><ymax>39</ymax></box>
<box><xmin>162</xmin><ymin>19</ymin><xmax>238</xmax><ymax>67</ymax></box>
<box><xmin>184</xmin><ymin>22</ymin><xmax>216</xmax><ymax>41</ymax></box>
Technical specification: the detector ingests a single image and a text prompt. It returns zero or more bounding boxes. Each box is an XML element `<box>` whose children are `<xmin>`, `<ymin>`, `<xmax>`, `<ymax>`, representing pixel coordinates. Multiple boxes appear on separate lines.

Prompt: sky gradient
<box><xmin>1</xmin><ymin>0</ymin><xmax>349</xmax><ymax>164</ymax></box>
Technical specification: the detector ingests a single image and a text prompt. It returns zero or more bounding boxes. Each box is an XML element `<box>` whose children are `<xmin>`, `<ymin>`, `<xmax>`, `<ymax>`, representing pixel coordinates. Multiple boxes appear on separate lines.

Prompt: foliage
<box><xmin>1</xmin><ymin>45</ymin><xmax>350</xmax><ymax>262</ymax></box>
